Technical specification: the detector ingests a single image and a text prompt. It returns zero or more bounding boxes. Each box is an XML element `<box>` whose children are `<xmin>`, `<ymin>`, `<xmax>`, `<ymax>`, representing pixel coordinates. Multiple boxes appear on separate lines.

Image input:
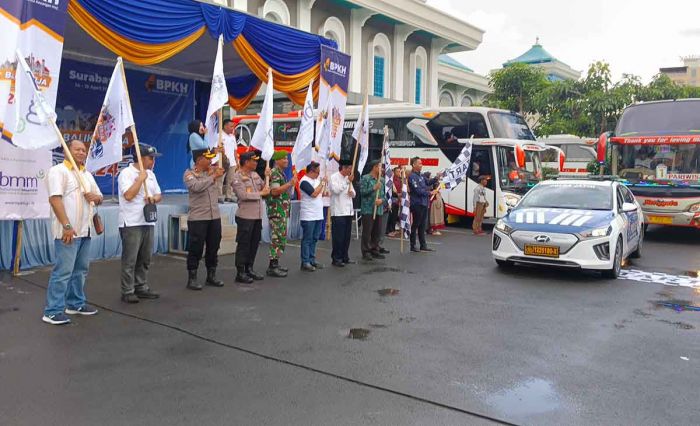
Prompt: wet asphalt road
<box><xmin>1</xmin><ymin>224</ymin><xmax>699</xmax><ymax>426</ymax></box>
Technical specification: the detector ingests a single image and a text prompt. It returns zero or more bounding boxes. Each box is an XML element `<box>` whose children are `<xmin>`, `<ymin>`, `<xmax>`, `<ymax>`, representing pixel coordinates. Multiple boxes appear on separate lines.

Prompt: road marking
<box><xmin>619</xmin><ymin>269</ymin><xmax>700</xmax><ymax>289</ymax></box>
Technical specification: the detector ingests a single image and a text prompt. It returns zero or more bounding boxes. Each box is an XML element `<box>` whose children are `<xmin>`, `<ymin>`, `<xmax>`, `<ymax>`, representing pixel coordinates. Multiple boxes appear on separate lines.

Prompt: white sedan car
<box><xmin>492</xmin><ymin>179</ymin><xmax>644</xmax><ymax>278</ymax></box>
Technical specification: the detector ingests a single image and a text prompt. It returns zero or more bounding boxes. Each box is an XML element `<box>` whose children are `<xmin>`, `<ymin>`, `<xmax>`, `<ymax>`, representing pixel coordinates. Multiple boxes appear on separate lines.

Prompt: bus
<box><xmin>598</xmin><ymin>99</ymin><xmax>700</xmax><ymax>228</ymax></box>
<box><xmin>233</xmin><ymin>104</ymin><xmax>545</xmax><ymax>220</ymax></box>
<box><xmin>539</xmin><ymin>134</ymin><xmax>597</xmax><ymax>176</ymax></box>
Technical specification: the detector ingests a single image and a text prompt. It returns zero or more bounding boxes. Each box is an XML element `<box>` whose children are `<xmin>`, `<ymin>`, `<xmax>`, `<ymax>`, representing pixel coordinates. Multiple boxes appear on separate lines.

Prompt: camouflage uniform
<box><xmin>266</xmin><ymin>167</ymin><xmax>291</xmax><ymax>260</ymax></box>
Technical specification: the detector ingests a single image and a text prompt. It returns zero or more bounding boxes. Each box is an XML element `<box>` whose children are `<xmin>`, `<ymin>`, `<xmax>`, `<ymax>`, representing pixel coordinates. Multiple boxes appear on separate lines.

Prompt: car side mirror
<box><xmin>622</xmin><ymin>202</ymin><xmax>637</xmax><ymax>213</ymax></box>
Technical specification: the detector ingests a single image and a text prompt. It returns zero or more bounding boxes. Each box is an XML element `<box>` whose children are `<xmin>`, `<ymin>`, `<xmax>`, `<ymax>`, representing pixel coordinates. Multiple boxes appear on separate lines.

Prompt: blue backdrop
<box><xmin>55</xmin><ymin>59</ymin><xmax>195</xmax><ymax>194</ymax></box>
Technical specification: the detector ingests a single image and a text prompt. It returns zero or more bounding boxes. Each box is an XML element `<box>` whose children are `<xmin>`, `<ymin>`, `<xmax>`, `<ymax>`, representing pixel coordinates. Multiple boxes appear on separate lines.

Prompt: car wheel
<box><xmin>602</xmin><ymin>236</ymin><xmax>623</xmax><ymax>279</ymax></box>
<box><xmin>630</xmin><ymin>226</ymin><xmax>643</xmax><ymax>259</ymax></box>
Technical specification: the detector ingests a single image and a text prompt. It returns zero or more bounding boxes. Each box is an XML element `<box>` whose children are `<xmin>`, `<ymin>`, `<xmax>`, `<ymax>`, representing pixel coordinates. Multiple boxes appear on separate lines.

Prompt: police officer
<box><xmin>264</xmin><ymin>151</ymin><xmax>297</xmax><ymax>277</ymax></box>
<box><xmin>231</xmin><ymin>151</ymin><xmax>270</xmax><ymax>284</ymax></box>
<box><xmin>184</xmin><ymin>149</ymin><xmax>225</xmax><ymax>290</ymax></box>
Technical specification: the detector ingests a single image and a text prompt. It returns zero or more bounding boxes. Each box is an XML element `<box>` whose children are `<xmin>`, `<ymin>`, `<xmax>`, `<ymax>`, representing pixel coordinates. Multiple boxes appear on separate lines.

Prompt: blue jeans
<box><xmin>300</xmin><ymin>220</ymin><xmax>323</xmax><ymax>265</ymax></box>
<box><xmin>44</xmin><ymin>237</ymin><xmax>91</xmax><ymax>316</ymax></box>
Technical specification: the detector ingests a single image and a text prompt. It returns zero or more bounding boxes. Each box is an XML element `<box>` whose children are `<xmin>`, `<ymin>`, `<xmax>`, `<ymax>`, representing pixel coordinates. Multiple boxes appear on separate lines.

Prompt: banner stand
<box><xmin>11</xmin><ymin>221</ymin><xmax>34</xmax><ymax>277</ymax></box>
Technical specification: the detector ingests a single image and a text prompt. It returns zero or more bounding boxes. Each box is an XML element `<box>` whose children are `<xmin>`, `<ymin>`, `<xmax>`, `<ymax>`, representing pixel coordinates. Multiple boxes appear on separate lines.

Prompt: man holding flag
<box><xmin>264</xmin><ymin>150</ymin><xmax>297</xmax><ymax>278</ymax></box>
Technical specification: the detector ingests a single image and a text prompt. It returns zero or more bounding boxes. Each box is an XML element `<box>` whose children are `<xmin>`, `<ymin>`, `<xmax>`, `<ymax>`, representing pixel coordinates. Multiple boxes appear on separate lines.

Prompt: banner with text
<box><xmin>0</xmin><ymin>0</ymin><xmax>69</xmax><ymax>219</ymax></box>
<box><xmin>319</xmin><ymin>45</ymin><xmax>350</xmax><ymax>164</ymax></box>
<box><xmin>55</xmin><ymin>59</ymin><xmax>195</xmax><ymax>194</ymax></box>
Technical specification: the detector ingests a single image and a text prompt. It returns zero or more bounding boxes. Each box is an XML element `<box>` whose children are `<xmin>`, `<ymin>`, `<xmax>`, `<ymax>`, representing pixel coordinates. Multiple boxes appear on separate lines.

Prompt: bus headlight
<box><xmin>579</xmin><ymin>225</ymin><xmax>612</xmax><ymax>239</ymax></box>
<box><xmin>503</xmin><ymin>193</ymin><xmax>520</xmax><ymax>208</ymax></box>
<box><xmin>495</xmin><ymin>219</ymin><xmax>514</xmax><ymax>235</ymax></box>
<box><xmin>689</xmin><ymin>203</ymin><xmax>700</xmax><ymax>213</ymax></box>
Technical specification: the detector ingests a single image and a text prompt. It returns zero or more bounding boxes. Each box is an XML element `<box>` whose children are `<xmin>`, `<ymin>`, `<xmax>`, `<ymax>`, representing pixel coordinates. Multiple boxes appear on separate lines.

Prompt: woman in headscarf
<box><xmin>187</xmin><ymin>120</ymin><xmax>208</xmax><ymax>167</ymax></box>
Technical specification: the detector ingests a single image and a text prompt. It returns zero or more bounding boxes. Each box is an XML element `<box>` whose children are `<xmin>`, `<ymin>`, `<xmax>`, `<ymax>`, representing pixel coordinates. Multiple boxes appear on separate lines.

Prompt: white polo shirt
<box><xmin>299</xmin><ymin>175</ymin><xmax>324</xmax><ymax>221</ymax></box>
<box><xmin>47</xmin><ymin>162</ymin><xmax>102</xmax><ymax>239</ymax></box>
<box><xmin>329</xmin><ymin>171</ymin><xmax>355</xmax><ymax>217</ymax></box>
<box><xmin>118</xmin><ymin>164</ymin><xmax>162</xmax><ymax>227</ymax></box>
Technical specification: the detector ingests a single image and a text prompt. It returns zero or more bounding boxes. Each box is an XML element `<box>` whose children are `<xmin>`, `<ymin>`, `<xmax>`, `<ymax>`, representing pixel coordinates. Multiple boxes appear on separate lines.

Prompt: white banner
<box><xmin>250</xmin><ymin>70</ymin><xmax>274</xmax><ymax>161</ymax></box>
<box><xmin>86</xmin><ymin>59</ymin><xmax>134</xmax><ymax>173</ymax></box>
<box><xmin>205</xmin><ymin>35</ymin><xmax>229</xmax><ymax>148</ymax></box>
<box><xmin>292</xmin><ymin>82</ymin><xmax>314</xmax><ymax>171</ymax></box>
<box><xmin>352</xmin><ymin>101</ymin><xmax>369</xmax><ymax>173</ymax></box>
<box><xmin>0</xmin><ymin>141</ymin><xmax>51</xmax><ymax>219</ymax></box>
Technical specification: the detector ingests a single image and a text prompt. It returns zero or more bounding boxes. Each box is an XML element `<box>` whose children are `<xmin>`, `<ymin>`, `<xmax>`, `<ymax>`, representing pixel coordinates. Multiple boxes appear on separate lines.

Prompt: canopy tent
<box><xmin>65</xmin><ymin>0</ymin><xmax>337</xmax><ymax>110</ymax></box>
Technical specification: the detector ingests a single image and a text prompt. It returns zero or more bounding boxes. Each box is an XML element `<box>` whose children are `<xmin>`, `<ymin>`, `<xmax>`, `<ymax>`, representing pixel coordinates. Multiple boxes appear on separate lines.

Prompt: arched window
<box><xmin>439</xmin><ymin>90</ymin><xmax>454</xmax><ymax>107</ymax></box>
<box><xmin>318</xmin><ymin>17</ymin><xmax>346</xmax><ymax>53</ymax></box>
<box><xmin>461</xmin><ymin>95</ymin><xmax>473</xmax><ymax>107</ymax></box>
<box><xmin>368</xmin><ymin>33</ymin><xmax>391</xmax><ymax>98</ymax></box>
<box><xmin>261</xmin><ymin>0</ymin><xmax>290</xmax><ymax>25</ymax></box>
<box><xmin>410</xmin><ymin>46</ymin><xmax>428</xmax><ymax>105</ymax></box>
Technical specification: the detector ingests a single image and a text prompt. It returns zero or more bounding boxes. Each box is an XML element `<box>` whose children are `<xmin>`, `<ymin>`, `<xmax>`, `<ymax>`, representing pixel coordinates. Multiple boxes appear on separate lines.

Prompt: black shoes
<box><xmin>332</xmin><ymin>260</ymin><xmax>345</xmax><ymax>267</ymax></box>
<box><xmin>362</xmin><ymin>254</ymin><xmax>374</xmax><ymax>261</ymax></box>
<box><xmin>186</xmin><ymin>270</ymin><xmax>203</xmax><ymax>290</ymax></box>
<box><xmin>267</xmin><ymin>259</ymin><xmax>288</xmax><ymax>277</ymax></box>
<box><xmin>206</xmin><ymin>268</ymin><xmax>224</xmax><ymax>287</ymax></box>
<box><xmin>246</xmin><ymin>265</ymin><xmax>264</xmax><ymax>281</ymax></box>
<box><xmin>379</xmin><ymin>247</ymin><xmax>390</xmax><ymax>254</ymax></box>
<box><xmin>235</xmin><ymin>266</ymin><xmax>254</xmax><ymax>284</ymax></box>
<box><xmin>410</xmin><ymin>247</ymin><xmax>420</xmax><ymax>253</ymax></box>
<box><xmin>311</xmin><ymin>262</ymin><xmax>325</xmax><ymax>269</ymax></box>
<box><xmin>301</xmin><ymin>263</ymin><xmax>316</xmax><ymax>272</ymax></box>
<box><xmin>343</xmin><ymin>259</ymin><xmax>357</xmax><ymax>265</ymax></box>
<box><xmin>135</xmin><ymin>289</ymin><xmax>160</xmax><ymax>299</ymax></box>
<box><xmin>420</xmin><ymin>247</ymin><xmax>434</xmax><ymax>252</ymax></box>
<box><xmin>370</xmin><ymin>252</ymin><xmax>385</xmax><ymax>259</ymax></box>
<box><xmin>121</xmin><ymin>293</ymin><xmax>140</xmax><ymax>303</ymax></box>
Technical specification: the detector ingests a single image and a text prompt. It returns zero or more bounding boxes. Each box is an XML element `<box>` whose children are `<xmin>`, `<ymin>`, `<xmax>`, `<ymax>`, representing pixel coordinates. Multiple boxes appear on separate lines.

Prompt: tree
<box><xmin>487</xmin><ymin>63</ymin><xmax>549</xmax><ymax>114</ymax></box>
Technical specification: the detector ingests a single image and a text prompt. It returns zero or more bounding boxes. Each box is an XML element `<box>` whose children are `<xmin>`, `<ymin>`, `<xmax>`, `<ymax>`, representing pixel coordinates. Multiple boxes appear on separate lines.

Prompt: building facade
<box><xmin>660</xmin><ymin>56</ymin><xmax>700</xmax><ymax>87</ymax></box>
<box><xmin>211</xmin><ymin>0</ymin><xmax>490</xmax><ymax>108</ymax></box>
<box><xmin>501</xmin><ymin>39</ymin><xmax>580</xmax><ymax>81</ymax></box>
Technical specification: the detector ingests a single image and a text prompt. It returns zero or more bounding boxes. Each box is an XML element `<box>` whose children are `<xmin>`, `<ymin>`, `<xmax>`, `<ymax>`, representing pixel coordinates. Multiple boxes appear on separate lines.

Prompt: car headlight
<box><xmin>503</xmin><ymin>193</ymin><xmax>520</xmax><ymax>208</ymax></box>
<box><xmin>495</xmin><ymin>219</ymin><xmax>514</xmax><ymax>235</ymax></box>
<box><xmin>689</xmin><ymin>203</ymin><xmax>700</xmax><ymax>213</ymax></box>
<box><xmin>579</xmin><ymin>225</ymin><xmax>612</xmax><ymax>239</ymax></box>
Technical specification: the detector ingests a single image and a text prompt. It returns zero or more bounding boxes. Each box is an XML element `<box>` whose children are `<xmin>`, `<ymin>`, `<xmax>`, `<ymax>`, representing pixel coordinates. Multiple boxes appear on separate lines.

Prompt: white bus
<box><xmin>234</xmin><ymin>104</ymin><xmax>545</xmax><ymax>220</ymax></box>
<box><xmin>539</xmin><ymin>134</ymin><xmax>597</xmax><ymax>176</ymax></box>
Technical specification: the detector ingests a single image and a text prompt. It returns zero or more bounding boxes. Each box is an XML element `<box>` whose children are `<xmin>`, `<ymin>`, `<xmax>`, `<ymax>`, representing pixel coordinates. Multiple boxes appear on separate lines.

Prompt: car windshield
<box><xmin>519</xmin><ymin>184</ymin><xmax>612</xmax><ymax>210</ymax></box>
<box><xmin>496</xmin><ymin>146</ymin><xmax>543</xmax><ymax>194</ymax></box>
<box><xmin>488</xmin><ymin>112</ymin><xmax>536</xmax><ymax>141</ymax></box>
<box><xmin>613</xmin><ymin>143</ymin><xmax>700</xmax><ymax>185</ymax></box>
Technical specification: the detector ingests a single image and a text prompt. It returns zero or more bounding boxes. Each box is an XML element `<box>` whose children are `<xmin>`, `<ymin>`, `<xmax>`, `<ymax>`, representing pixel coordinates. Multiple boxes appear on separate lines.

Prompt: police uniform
<box><xmin>231</xmin><ymin>153</ymin><xmax>266</xmax><ymax>283</ymax></box>
<box><xmin>264</xmin><ymin>151</ymin><xmax>292</xmax><ymax>277</ymax></box>
<box><xmin>184</xmin><ymin>149</ymin><xmax>225</xmax><ymax>290</ymax></box>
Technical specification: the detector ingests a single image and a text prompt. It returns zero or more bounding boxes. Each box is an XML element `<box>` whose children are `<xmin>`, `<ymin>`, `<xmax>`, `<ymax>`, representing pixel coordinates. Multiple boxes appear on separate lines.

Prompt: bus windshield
<box><xmin>488</xmin><ymin>112</ymin><xmax>536</xmax><ymax>141</ymax></box>
<box><xmin>614</xmin><ymin>143</ymin><xmax>700</xmax><ymax>185</ymax></box>
<box><xmin>496</xmin><ymin>146</ymin><xmax>543</xmax><ymax>193</ymax></box>
<box><xmin>616</xmin><ymin>100</ymin><xmax>700</xmax><ymax>137</ymax></box>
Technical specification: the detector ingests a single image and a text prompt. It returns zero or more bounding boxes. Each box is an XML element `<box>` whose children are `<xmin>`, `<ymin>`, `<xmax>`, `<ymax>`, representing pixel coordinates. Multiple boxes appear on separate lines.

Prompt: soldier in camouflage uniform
<box><xmin>265</xmin><ymin>151</ymin><xmax>297</xmax><ymax>277</ymax></box>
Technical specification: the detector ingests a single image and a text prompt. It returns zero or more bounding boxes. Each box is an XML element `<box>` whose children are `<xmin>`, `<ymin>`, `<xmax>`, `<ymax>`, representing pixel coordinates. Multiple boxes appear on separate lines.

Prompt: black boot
<box><xmin>235</xmin><ymin>266</ymin><xmax>253</xmax><ymax>284</ymax></box>
<box><xmin>267</xmin><ymin>259</ymin><xmax>288</xmax><ymax>278</ymax></box>
<box><xmin>246</xmin><ymin>264</ymin><xmax>264</xmax><ymax>281</ymax></box>
<box><xmin>206</xmin><ymin>268</ymin><xmax>224</xmax><ymax>287</ymax></box>
<box><xmin>186</xmin><ymin>270</ymin><xmax>202</xmax><ymax>290</ymax></box>
<box><xmin>276</xmin><ymin>260</ymin><xmax>289</xmax><ymax>273</ymax></box>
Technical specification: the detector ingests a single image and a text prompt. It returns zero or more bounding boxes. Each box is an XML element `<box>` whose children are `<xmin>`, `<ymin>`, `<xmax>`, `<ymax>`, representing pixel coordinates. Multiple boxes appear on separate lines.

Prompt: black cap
<box><xmin>192</xmin><ymin>148</ymin><xmax>216</xmax><ymax>161</ymax></box>
<box><xmin>240</xmin><ymin>151</ymin><xmax>260</xmax><ymax>164</ymax></box>
<box><xmin>135</xmin><ymin>143</ymin><xmax>162</xmax><ymax>158</ymax></box>
<box><xmin>338</xmin><ymin>159</ymin><xmax>353</xmax><ymax>167</ymax></box>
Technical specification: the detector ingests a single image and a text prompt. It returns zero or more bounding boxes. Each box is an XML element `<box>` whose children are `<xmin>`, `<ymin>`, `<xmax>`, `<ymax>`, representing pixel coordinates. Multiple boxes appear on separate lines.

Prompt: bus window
<box><xmin>564</xmin><ymin>145</ymin><xmax>595</xmax><ymax>162</ymax></box>
<box><xmin>470</xmin><ymin>147</ymin><xmax>494</xmax><ymax>190</ymax></box>
<box><xmin>488</xmin><ymin>112</ymin><xmax>536</xmax><ymax>141</ymax></box>
<box><xmin>426</xmin><ymin>112</ymin><xmax>490</xmax><ymax>145</ymax></box>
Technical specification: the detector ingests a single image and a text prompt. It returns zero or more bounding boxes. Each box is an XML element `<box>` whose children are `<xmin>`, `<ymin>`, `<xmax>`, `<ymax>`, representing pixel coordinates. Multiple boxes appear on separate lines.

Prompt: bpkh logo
<box><xmin>0</xmin><ymin>171</ymin><xmax>40</xmax><ymax>189</ymax></box>
<box><xmin>323</xmin><ymin>58</ymin><xmax>347</xmax><ymax>77</ymax></box>
<box><xmin>145</xmin><ymin>75</ymin><xmax>189</xmax><ymax>95</ymax></box>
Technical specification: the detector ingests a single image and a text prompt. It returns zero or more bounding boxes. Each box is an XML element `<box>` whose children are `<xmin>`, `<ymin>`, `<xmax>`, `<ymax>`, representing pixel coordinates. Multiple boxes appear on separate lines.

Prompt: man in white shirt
<box><xmin>43</xmin><ymin>140</ymin><xmax>103</xmax><ymax>325</ymax></box>
<box><xmin>118</xmin><ymin>144</ymin><xmax>163</xmax><ymax>303</ymax></box>
<box><xmin>329</xmin><ymin>159</ymin><xmax>356</xmax><ymax>267</ymax></box>
<box><xmin>219</xmin><ymin>119</ymin><xmax>238</xmax><ymax>203</ymax></box>
<box><xmin>299</xmin><ymin>161</ymin><xmax>327</xmax><ymax>271</ymax></box>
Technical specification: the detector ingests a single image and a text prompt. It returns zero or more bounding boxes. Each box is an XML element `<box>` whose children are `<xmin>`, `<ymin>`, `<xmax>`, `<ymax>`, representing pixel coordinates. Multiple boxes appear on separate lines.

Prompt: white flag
<box><xmin>352</xmin><ymin>100</ymin><xmax>369</xmax><ymax>172</ymax></box>
<box><xmin>440</xmin><ymin>140</ymin><xmax>473</xmax><ymax>190</ymax></box>
<box><xmin>250</xmin><ymin>70</ymin><xmax>274</xmax><ymax>161</ymax></box>
<box><xmin>292</xmin><ymin>82</ymin><xmax>314</xmax><ymax>170</ymax></box>
<box><xmin>86</xmin><ymin>58</ymin><xmax>134</xmax><ymax>173</ymax></box>
<box><xmin>314</xmin><ymin>96</ymin><xmax>331</xmax><ymax>162</ymax></box>
<box><xmin>5</xmin><ymin>50</ymin><xmax>59</xmax><ymax>150</ymax></box>
<box><xmin>205</xmin><ymin>36</ymin><xmax>229</xmax><ymax>148</ymax></box>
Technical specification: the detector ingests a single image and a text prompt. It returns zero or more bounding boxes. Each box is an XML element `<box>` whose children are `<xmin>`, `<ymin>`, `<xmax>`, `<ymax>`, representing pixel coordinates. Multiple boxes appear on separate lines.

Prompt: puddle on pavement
<box><xmin>348</xmin><ymin>328</ymin><xmax>370</xmax><ymax>340</ymax></box>
<box><xmin>657</xmin><ymin>319</ymin><xmax>695</xmax><ymax>329</ymax></box>
<box><xmin>486</xmin><ymin>378</ymin><xmax>560</xmax><ymax>418</ymax></box>
<box><xmin>377</xmin><ymin>288</ymin><xmax>400</xmax><ymax>296</ymax></box>
<box><xmin>363</xmin><ymin>267</ymin><xmax>412</xmax><ymax>275</ymax></box>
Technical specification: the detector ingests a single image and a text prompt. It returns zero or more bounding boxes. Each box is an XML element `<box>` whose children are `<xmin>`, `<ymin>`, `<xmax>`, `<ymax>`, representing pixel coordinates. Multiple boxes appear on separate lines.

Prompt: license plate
<box><xmin>524</xmin><ymin>244</ymin><xmax>560</xmax><ymax>258</ymax></box>
<box><xmin>647</xmin><ymin>215</ymin><xmax>673</xmax><ymax>225</ymax></box>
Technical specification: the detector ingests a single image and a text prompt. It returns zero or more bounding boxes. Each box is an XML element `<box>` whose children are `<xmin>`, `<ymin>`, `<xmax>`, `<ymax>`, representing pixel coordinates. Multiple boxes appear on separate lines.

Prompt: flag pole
<box><xmin>12</xmin><ymin>220</ymin><xmax>23</xmax><ymax>276</ymax></box>
<box><xmin>265</xmin><ymin>67</ymin><xmax>273</xmax><ymax>188</ymax></box>
<box><xmin>118</xmin><ymin>58</ymin><xmax>149</xmax><ymax>199</ymax></box>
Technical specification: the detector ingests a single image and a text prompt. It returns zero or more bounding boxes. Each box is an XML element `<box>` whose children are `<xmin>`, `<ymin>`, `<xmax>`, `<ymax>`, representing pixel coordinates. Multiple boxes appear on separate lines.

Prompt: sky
<box><xmin>427</xmin><ymin>0</ymin><xmax>700</xmax><ymax>82</ymax></box>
